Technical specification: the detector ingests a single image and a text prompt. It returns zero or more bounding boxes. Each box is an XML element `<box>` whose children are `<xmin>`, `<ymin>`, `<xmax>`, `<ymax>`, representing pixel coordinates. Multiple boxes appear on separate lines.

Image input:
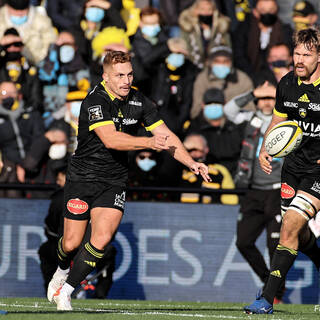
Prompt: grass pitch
<box><xmin>0</xmin><ymin>298</ymin><xmax>318</xmax><ymax>320</ymax></box>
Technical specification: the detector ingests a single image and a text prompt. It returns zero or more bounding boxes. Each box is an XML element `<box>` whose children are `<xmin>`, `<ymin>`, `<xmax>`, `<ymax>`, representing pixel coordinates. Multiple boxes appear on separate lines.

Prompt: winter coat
<box><xmin>178</xmin><ymin>2</ymin><xmax>231</xmax><ymax>69</ymax></box>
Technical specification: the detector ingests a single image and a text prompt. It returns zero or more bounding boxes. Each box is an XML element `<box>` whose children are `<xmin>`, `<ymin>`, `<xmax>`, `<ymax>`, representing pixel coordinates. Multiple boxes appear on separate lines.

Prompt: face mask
<box><xmin>59</xmin><ymin>45</ymin><xmax>75</xmax><ymax>64</ymax></box>
<box><xmin>167</xmin><ymin>53</ymin><xmax>185</xmax><ymax>68</ymax></box>
<box><xmin>70</xmin><ymin>101</ymin><xmax>82</xmax><ymax>118</ymax></box>
<box><xmin>2</xmin><ymin>97</ymin><xmax>15</xmax><ymax>110</ymax></box>
<box><xmin>48</xmin><ymin>144</ymin><xmax>67</xmax><ymax>160</ymax></box>
<box><xmin>85</xmin><ymin>7</ymin><xmax>105</xmax><ymax>23</ymax></box>
<box><xmin>5</xmin><ymin>51</ymin><xmax>21</xmax><ymax>62</ymax></box>
<box><xmin>198</xmin><ymin>14</ymin><xmax>213</xmax><ymax>26</ymax></box>
<box><xmin>137</xmin><ymin>158</ymin><xmax>157</xmax><ymax>172</ymax></box>
<box><xmin>203</xmin><ymin>104</ymin><xmax>224</xmax><ymax>120</ymax></box>
<box><xmin>212</xmin><ymin>64</ymin><xmax>231</xmax><ymax>79</ymax></box>
<box><xmin>141</xmin><ymin>24</ymin><xmax>161</xmax><ymax>38</ymax></box>
<box><xmin>260</xmin><ymin>13</ymin><xmax>277</xmax><ymax>26</ymax></box>
<box><xmin>269</xmin><ymin>60</ymin><xmax>289</xmax><ymax>68</ymax></box>
<box><xmin>10</xmin><ymin>15</ymin><xmax>28</xmax><ymax>25</ymax></box>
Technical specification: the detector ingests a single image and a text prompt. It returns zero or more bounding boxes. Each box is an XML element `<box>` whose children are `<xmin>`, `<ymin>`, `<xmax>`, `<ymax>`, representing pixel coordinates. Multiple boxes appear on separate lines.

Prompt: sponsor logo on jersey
<box><xmin>67</xmin><ymin>198</ymin><xmax>89</xmax><ymax>214</ymax></box>
<box><xmin>112</xmin><ymin>117</ymin><xmax>119</xmax><ymax>123</ymax></box>
<box><xmin>296</xmin><ymin>121</ymin><xmax>320</xmax><ymax>135</ymax></box>
<box><xmin>308</xmin><ymin>103</ymin><xmax>320</xmax><ymax>111</ymax></box>
<box><xmin>114</xmin><ymin>191</ymin><xmax>126</xmax><ymax>209</ymax></box>
<box><xmin>284</xmin><ymin>101</ymin><xmax>298</xmax><ymax>108</ymax></box>
<box><xmin>311</xmin><ymin>181</ymin><xmax>320</xmax><ymax>194</ymax></box>
<box><xmin>88</xmin><ymin>105</ymin><xmax>103</xmax><ymax>121</ymax></box>
<box><xmin>299</xmin><ymin>108</ymin><xmax>307</xmax><ymax>118</ymax></box>
<box><xmin>298</xmin><ymin>93</ymin><xmax>310</xmax><ymax>102</ymax></box>
<box><xmin>123</xmin><ymin>118</ymin><xmax>138</xmax><ymax>125</ymax></box>
<box><xmin>129</xmin><ymin>100</ymin><xmax>142</xmax><ymax>106</ymax></box>
<box><xmin>281</xmin><ymin>183</ymin><xmax>295</xmax><ymax>199</ymax></box>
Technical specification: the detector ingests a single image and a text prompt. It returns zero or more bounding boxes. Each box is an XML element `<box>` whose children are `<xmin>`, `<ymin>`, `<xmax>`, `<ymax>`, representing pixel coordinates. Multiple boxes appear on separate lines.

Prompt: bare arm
<box><xmin>259</xmin><ymin>114</ymin><xmax>287</xmax><ymax>174</ymax></box>
<box><xmin>94</xmin><ymin>123</ymin><xmax>169</xmax><ymax>151</ymax></box>
<box><xmin>151</xmin><ymin>123</ymin><xmax>211</xmax><ymax>182</ymax></box>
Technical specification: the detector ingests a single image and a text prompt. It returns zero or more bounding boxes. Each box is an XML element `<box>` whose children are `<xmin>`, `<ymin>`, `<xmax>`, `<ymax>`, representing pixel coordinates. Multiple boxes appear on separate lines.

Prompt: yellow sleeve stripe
<box><xmin>145</xmin><ymin>119</ymin><xmax>164</xmax><ymax>131</ymax></box>
<box><xmin>89</xmin><ymin>121</ymin><xmax>114</xmax><ymax>131</ymax></box>
<box><xmin>273</xmin><ymin>108</ymin><xmax>288</xmax><ymax>118</ymax></box>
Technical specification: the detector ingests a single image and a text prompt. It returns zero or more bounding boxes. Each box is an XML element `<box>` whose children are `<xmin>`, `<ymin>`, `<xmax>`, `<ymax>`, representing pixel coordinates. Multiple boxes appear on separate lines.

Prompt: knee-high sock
<box><xmin>263</xmin><ymin>244</ymin><xmax>297</xmax><ymax>304</ymax></box>
<box><xmin>57</xmin><ymin>237</ymin><xmax>73</xmax><ymax>270</ymax></box>
<box><xmin>66</xmin><ymin>242</ymin><xmax>104</xmax><ymax>288</ymax></box>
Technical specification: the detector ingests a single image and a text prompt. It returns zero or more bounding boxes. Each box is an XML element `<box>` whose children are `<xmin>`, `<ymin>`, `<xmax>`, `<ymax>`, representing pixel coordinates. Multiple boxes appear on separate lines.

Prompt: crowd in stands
<box><xmin>0</xmin><ymin>0</ymin><xmax>319</xmax><ymax>204</ymax></box>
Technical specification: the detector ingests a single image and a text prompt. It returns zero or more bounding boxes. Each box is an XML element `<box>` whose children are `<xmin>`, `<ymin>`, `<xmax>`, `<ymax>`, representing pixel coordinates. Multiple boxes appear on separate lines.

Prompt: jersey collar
<box><xmin>101</xmin><ymin>80</ymin><xmax>116</xmax><ymax>101</ymax></box>
<box><xmin>297</xmin><ymin>76</ymin><xmax>320</xmax><ymax>87</ymax></box>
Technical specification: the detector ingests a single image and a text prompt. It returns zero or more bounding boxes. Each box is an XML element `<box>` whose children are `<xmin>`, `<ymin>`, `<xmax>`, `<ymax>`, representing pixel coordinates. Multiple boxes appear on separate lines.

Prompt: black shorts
<box><xmin>63</xmin><ymin>180</ymin><xmax>126</xmax><ymax>221</ymax></box>
<box><xmin>281</xmin><ymin>164</ymin><xmax>320</xmax><ymax>209</ymax></box>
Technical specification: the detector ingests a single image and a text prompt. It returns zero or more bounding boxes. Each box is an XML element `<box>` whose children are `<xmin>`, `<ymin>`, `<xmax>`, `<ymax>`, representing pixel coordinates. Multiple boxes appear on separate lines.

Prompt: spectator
<box><xmin>180</xmin><ymin>133</ymin><xmax>238</xmax><ymax>205</ymax></box>
<box><xmin>0</xmin><ymin>27</ymin><xmax>43</xmax><ymax>111</ymax></box>
<box><xmin>0</xmin><ymin>0</ymin><xmax>57</xmax><ymax>65</ymax></box>
<box><xmin>0</xmin><ymin>80</ymin><xmax>63</xmax><ymax>197</ymax></box>
<box><xmin>190</xmin><ymin>45</ymin><xmax>255</xmax><ymax>119</ymax></box>
<box><xmin>74</xmin><ymin>0</ymin><xmax>126</xmax><ymax>66</ymax></box>
<box><xmin>38</xmin><ymin>30</ymin><xmax>90</xmax><ymax>127</ymax></box>
<box><xmin>233</xmin><ymin>0</ymin><xmax>293</xmax><ymax>77</ymax></box>
<box><xmin>259</xmin><ymin>42</ymin><xmax>293</xmax><ymax>85</ymax></box>
<box><xmin>150</xmin><ymin>37</ymin><xmax>198</xmax><ymax>136</ymax></box>
<box><xmin>186</xmin><ymin>88</ymin><xmax>245</xmax><ymax>176</ymax></box>
<box><xmin>120</xmin><ymin>0</ymin><xmax>141</xmax><ymax>37</ymax></box>
<box><xmin>224</xmin><ymin>80</ymin><xmax>285</xmax><ymax>304</ymax></box>
<box><xmin>131</xmin><ymin>6</ymin><xmax>170</xmax><ymax>95</ymax></box>
<box><xmin>38</xmin><ymin>164</ymin><xmax>117</xmax><ymax>298</ymax></box>
<box><xmin>46</xmin><ymin>0</ymin><xmax>86</xmax><ymax>31</ymax></box>
<box><xmin>292</xmin><ymin>0</ymin><xmax>319</xmax><ymax>31</ymax></box>
<box><xmin>178</xmin><ymin>0</ymin><xmax>231</xmax><ymax>70</ymax></box>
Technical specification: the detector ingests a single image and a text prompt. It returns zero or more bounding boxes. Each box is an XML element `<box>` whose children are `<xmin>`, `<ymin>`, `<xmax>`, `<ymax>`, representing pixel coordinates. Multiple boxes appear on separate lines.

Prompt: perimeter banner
<box><xmin>0</xmin><ymin>199</ymin><xmax>318</xmax><ymax>303</ymax></box>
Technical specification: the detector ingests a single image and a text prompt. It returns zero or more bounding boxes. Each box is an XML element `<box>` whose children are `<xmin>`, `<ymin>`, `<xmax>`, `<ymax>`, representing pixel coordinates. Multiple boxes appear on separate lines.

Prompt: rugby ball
<box><xmin>264</xmin><ymin>121</ymin><xmax>303</xmax><ymax>157</ymax></box>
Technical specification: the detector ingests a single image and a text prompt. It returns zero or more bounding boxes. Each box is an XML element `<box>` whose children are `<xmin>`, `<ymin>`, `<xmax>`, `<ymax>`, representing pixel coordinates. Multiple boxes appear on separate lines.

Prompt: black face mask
<box><xmin>2</xmin><ymin>97</ymin><xmax>15</xmax><ymax>110</ymax></box>
<box><xmin>260</xmin><ymin>13</ymin><xmax>277</xmax><ymax>26</ymax></box>
<box><xmin>270</xmin><ymin>60</ymin><xmax>289</xmax><ymax>68</ymax></box>
<box><xmin>5</xmin><ymin>51</ymin><xmax>21</xmax><ymax>62</ymax></box>
<box><xmin>199</xmin><ymin>14</ymin><xmax>213</xmax><ymax>26</ymax></box>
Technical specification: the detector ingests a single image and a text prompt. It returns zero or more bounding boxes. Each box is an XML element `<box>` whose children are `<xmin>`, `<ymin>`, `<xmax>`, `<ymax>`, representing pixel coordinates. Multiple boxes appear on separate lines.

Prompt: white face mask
<box><xmin>48</xmin><ymin>144</ymin><xmax>67</xmax><ymax>160</ymax></box>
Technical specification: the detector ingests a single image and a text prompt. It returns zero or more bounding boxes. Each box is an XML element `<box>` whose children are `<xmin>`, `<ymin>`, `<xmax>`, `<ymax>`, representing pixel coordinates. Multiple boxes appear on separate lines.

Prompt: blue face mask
<box><xmin>137</xmin><ymin>158</ymin><xmax>157</xmax><ymax>172</ymax></box>
<box><xmin>167</xmin><ymin>53</ymin><xmax>185</xmax><ymax>68</ymax></box>
<box><xmin>10</xmin><ymin>15</ymin><xmax>28</xmax><ymax>25</ymax></box>
<box><xmin>141</xmin><ymin>24</ymin><xmax>161</xmax><ymax>38</ymax></box>
<box><xmin>85</xmin><ymin>7</ymin><xmax>105</xmax><ymax>23</ymax></box>
<box><xmin>212</xmin><ymin>64</ymin><xmax>231</xmax><ymax>79</ymax></box>
<box><xmin>59</xmin><ymin>45</ymin><xmax>75</xmax><ymax>64</ymax></box>
<box><xmin>70</xmin><ymin>101</ymin><xmax>82</xmax><ymax>118</ymax></box>
<box><xmin>203</xmin><ymin>104</ymin><xmax>224</xmax><ymax>120</ymax></box>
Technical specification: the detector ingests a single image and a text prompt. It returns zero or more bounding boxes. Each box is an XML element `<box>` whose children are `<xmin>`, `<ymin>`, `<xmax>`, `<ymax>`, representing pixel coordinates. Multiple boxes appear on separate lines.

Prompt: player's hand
<box><xmin>259</xmin><ymin>148</ymin><xmax>273</xmax><ymax>175</ymax></box>
<box><xmin>148</xmin><ymin>134</ymin><xmax>170</xmax><ymax>150</ymax></box>
<box><xmin>189</xmin><ymin>162</ymin><xmax>212</xmax><ymax>183</ymax></box>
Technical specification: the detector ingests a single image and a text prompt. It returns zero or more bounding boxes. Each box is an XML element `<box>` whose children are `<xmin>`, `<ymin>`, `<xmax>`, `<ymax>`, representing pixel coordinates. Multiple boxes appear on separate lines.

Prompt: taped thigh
<box><xmin>288</xmin><ymin>194</ymin><xmax>317</xmax><ymax>221</ymax></box>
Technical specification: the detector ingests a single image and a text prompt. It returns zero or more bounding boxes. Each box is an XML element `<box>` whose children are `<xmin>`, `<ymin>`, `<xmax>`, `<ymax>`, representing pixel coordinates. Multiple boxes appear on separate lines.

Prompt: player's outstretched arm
<box><xmin>259</xmin><ymin>114</ymin><xmax>286</xmax><ymax>175</ymax></box>
<box><xmin>151</xmin><ymin>123</ymin><xmax>212</xmax><ymax>182</ymax></box>
<box><xmin>94</xmin><ymin>123</ymin><xmax>170</xmax><ymax>151</ymax></box>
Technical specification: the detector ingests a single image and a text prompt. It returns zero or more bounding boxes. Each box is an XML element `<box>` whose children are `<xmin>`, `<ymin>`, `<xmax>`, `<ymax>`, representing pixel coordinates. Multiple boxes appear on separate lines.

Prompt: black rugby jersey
<box><xmin>67</xmin><ymin>81</ymin><xmax>163</xmax><ymax>186</ymax></box>
<box><xmin>274</xmin><ymin>71</ymin><xmax>320</xmax><ymax>173</ymax></box>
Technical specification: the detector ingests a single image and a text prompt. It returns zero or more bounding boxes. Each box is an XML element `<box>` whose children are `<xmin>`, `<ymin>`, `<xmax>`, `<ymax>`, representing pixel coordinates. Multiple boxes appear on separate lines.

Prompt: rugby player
<box><xmin>47</xmin><ymin>50</ymin><xmax>211</xmax><ymax>310</ymax></box>
<box><xmin>244</xmin><ymin>27</ymin><xmax>320</xmax><ymax>314</ymax></box>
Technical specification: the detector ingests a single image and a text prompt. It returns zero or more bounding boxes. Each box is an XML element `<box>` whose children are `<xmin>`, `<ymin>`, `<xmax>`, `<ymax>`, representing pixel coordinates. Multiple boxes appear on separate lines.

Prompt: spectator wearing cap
<box><xmin>38</xmin><ymin>30</ymin><xmax>90</xmax><ymax>127</ymax></box>
<box><xmin>232</xmin><ymin>0</ymin><xmax>293</xmax><ymax>77</ymax></box>
<box><xmin>190</xmin><ymin>45</ymin><xmax>255</xmax><ymax>119</ymax></box>
<box><xmin>186</xmin><ymin>87</ymin><xmax>246</xmax><ymax>176</ymax></box>
<box><xmin>0</xmin><ymin>0</ymin><xmax>57</xmax><ymax>65</ymax></box>
<box><xmin>150</xmin><ymin>37</ymin><xmax>199</xmax><ymax>137</ymax></box>
<box><xmin>178</xmin><ymin>0</ymin><xmax>231</xmax><ymax>70</ymax></box>
<box><xmin>179</xmin><ymin>132</ymin><xmax>238</xmax><ymax>205</ymax></box>
<box><xmin>292</xmin><ymin>0</ymin><xmax>319</xmax><ymax>31</ymax></box>
<box><xmin>0</xmin><ymin>27</ymin><xmax>43</xmax><ymax>111</ymax></box>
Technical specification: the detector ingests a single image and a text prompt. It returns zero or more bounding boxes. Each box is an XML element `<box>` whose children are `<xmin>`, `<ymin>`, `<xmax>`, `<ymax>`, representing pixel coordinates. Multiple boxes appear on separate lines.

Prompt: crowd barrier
<box><xmin>0</xmin><ymin>199</ymin><xmax>318</xmax><ymax>304</ymax></box>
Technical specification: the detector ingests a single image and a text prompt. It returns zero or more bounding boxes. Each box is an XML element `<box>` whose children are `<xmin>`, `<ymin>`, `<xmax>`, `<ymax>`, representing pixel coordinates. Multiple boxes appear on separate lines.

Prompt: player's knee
<box><xmin>91</xmin><ymin>232</ymin><xmax>113</xmax><ymax>250</ymax></box>
<box><xmin>236</xmin><ymin>237</ymin><xmax>253</xmax><ymax>252</ymax></box>
<box><xmin>62</xmin><ymin>236</ymin><xmax>82</xmax><ymax>253</ymax></box>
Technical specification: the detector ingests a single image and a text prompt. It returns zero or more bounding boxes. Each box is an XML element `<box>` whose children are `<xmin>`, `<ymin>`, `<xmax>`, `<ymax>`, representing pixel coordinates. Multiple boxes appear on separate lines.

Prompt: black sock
<box><xmin>57</xmin><ymin>237</ymin><xmax>72</xmax><ymax>270</ymax></box>
<box><xmin>300</xmin><ymin>233</ymin><xmax>320</xmax><ymax>270</ymax></box>
<box><xmin>263</xmin><ymin>244</ymin><xmax>297</xmax><ymax>304</ymax></box>
<box><xmin>66</xmin><ymin>242</ymin><xmax>104</xmax><ymax>288</ymax></box>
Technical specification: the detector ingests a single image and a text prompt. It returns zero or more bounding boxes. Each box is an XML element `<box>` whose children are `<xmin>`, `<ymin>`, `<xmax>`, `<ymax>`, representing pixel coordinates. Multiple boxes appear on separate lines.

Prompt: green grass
<box><xmin>0</xmin><ymin>298</ymin><xmax>319</xmax><ymax>320</ymax></box>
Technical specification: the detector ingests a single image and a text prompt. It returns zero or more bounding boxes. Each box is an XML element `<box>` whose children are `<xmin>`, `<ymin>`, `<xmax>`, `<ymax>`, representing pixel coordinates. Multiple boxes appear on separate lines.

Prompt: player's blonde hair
<box><xmin>293</xmin><ymin>27</ymin><xmax>320</xmax><ymax>52</ymax></box>
<box><xmin>102</xmin><ymin>50</ymin><xmax>131</xmax><ymax>71</ymax></box>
